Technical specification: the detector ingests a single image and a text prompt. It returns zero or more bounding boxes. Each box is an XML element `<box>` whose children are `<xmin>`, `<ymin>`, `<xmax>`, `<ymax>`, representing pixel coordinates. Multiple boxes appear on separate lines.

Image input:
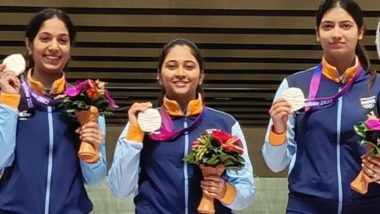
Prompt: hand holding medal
<box><xmin>270</xmin><ymin>87</ymin><xmax>305</xmax><ymax>129</ymax></box>
<box><xmin>3</xmin><ymin>54</ymin><xmax>26</xmax><ymax>76</ymax></box>
<box><xmin>281</xmin><ymin>87</ymin><xmax>305</xmax><ymax>112</ymax></box>
<box><xmin>0</xmin><ymin>54</ymin><xmax>25</xmax><ymax>94</ymax></box>
<box><xmin>128</xmin><ymin>102</ymin><xmax>162</xmax><ymax>133</ymax></box>
<box><xmin>280</xmin><ymin>64</ymin><xmax>361</xmax><ymax>114</ymax></box>
<box><xmin>138</xmin><ymin>108</ymin><xmax>162</xmax><ymax>133</ymax></box>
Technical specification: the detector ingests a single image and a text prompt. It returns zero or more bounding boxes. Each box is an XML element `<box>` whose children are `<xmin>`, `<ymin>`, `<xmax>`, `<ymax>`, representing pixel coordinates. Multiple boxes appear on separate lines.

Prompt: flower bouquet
<box><xmin>351</xmin><ymin>111</ymin><xmax>380</xmax><ymax>194</ymax></box>
<box><xmin>57</xmin><ymin>79</ymin><xmax>118</xmax><ymax>163</ymax></box>
<box><xmin>183</xmin><ymin>129</ymin><xmax>245</xmax><ymax>214</ymax></box>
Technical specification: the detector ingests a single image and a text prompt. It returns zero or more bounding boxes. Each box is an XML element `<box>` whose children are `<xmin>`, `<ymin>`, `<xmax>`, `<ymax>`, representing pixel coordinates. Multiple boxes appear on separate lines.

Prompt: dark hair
<box><xmin>316</xmin><ymin>0</ymin><xmax>376</xmax><ymax>85</ymax></box>
<box><xmin>155</xmin><ymin>38</ymin><xmax>205</xmax><ymax>107</ymax></box>
<box><xmin>25</xmin><ymin>8</ymin><xmax>76</xmax><ymax>68</ymax></box>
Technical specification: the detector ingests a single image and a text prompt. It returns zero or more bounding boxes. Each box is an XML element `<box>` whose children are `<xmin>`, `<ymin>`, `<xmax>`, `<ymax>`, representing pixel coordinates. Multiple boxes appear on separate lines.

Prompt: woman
<box><xmin>108</xmin><ymin>38</ymin><xmax>255</xmax><ymax>213</ymax></box>
<box><xmin>0</xmin><ymin>9</ymin><xmax>107</xmax><ymax>214</ymax></box>
<box><xmin>262</xmin><ymin>0</ymin><xmax>380</xmax><ymax>213</ymax></box>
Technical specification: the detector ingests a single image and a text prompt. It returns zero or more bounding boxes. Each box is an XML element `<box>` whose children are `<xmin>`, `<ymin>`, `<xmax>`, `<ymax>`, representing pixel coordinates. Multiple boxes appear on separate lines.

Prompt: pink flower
<box><xmin>65</xmin><ymin>80</ymin><xmax>90</xmax><ymax>97</ymax></box>
<box><xmin>65</xmin><ymin>86</ymin><xmax>80</xmax><ymax>97</ymax></box>
<box><xmin>58</xmin><ymin>79</ymin><xmax>118</xmax><ymax>116</ymax></box>
<box><xmin>366</xmin><ymin>119</ymin><xmax>380</xmax><ymax>131</ymax></box>
<box><xmin>104</xmin><ymin>89</ymin><xmax>118</xmax><ymax>108</ymax></box>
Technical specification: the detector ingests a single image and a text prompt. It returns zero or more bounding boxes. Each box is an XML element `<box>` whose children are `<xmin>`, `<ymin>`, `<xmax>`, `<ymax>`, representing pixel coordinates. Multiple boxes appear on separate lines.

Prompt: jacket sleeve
<box><xmin>81</xmin><ymin>115</ymin><xmax>107</xmax><ymax>185</ymax></box>
<box><xmin>224</xmin><ymin>121</ymin><xmax>255</xmax><ymax>211</ymax></box>
<box><xmin>262</xmin><ymin>78</ymin><xmax>297</xmax><ymax>173</ymax></box>
<box><xmin>107</xmin><ymin>122</ymin><xmax>143</xmax><ymax>197</ymax></box>
<box><xmin>0</xmin><ymin>103</ymin><xmax>19</xmax><ymax>170</ymax></box>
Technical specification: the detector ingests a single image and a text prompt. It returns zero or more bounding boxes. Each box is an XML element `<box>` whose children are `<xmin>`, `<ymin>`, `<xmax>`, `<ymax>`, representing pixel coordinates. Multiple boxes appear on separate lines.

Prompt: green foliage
<box><xmin>183</xmin><ymin>129</ymin><xmax>245</xmax><ymax>171</ymax></box>
<box><xmin>354</xmin><ymin>112</ymin><xmax>380</xmax><ymax>157</ymax></box>
<box><xmin>56</xmin><ymin>79</ymin><xmax>117</xmax><ymax>117</ymax></box>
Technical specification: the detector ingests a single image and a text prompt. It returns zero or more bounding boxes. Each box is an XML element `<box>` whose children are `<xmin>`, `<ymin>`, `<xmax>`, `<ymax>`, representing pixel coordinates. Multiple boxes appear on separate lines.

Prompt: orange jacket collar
<box><xmin>163</xmin><ymin>94</ymin><xmax>203</xmax><ymax>117</ymax></box>
<box><xmin>27</xmin><ymin>69</ymin><xmax>66</xmax><ymax>95</ymax></box>
<box><xmin>321</xmin><ymin>56</ymin><xmax>359</xmax><ymax>84</ymax></box>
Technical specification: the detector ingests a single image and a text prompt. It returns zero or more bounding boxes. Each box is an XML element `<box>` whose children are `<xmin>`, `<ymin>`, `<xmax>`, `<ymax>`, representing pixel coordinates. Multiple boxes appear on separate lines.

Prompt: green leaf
<box><xmin>354</xmin><ymin>123</ymin><xmax>368</xmax><ymax>138</ymax></box>
<box><xmin>183</xmin><ymin>130</ymin><xmax>245</xmax><ymax>170</ymax></box>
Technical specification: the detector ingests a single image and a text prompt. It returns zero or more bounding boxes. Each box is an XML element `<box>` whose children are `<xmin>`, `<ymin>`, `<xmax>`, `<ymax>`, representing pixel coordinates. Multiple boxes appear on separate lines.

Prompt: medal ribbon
<box><xmin>148</xmin><ymin>106</ymin><xmax>206</xmax><ymax>141</ymax></box>
<box><xmin>304</xmin><ymin>64</ymin><xmax>362</xmax><ymax>112</ymax></box>
<box><xmin>20</xmin><ymin>74</ymin><xmax>62</xmax><ymax>109</ymax></box>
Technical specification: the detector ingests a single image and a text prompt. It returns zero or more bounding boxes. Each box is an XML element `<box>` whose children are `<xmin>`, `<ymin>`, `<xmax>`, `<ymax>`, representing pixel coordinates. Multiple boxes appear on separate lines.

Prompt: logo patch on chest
<box><xmin>18</xmin><ymin>110</ymin><xmax>32</xmax><ymax>120</ymax></box>
<box><xmin>360</xmin><ymin>96</ymin><xmax>376</xmax><ymax>109</ymax></box>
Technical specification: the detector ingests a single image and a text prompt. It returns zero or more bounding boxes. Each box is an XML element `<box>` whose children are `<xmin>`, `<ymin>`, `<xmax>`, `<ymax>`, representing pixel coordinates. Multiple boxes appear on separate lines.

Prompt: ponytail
<box><xmin>356</xmin><ymin>44</ymin><xmax>377</xmax><ymax>87</ymax></box>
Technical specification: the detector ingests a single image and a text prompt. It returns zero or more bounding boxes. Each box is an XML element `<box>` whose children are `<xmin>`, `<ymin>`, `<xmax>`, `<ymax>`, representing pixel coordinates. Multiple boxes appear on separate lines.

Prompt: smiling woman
<box><xmin>0</xmin><ymin>8</ymin><xmax>107</xmax><ymax>214</ymax></box>
<box><xmin>157</xmin><ymin>44</ymin><xmax>204</xmax><ymax>110</ymax></box>
<box><xmin>108</xmin><ymin>38</ymin><xmax>255</xmax><ymax>213</ymax></box>
<box><xmin>262</xmin><ymin>0</ymin><xmax>380</xmax><ymax>213</ymax></box>
<box><xmin>25</xmin><ymin>17</ymin><xmax>71</xmax><ymax>84</ymax></box>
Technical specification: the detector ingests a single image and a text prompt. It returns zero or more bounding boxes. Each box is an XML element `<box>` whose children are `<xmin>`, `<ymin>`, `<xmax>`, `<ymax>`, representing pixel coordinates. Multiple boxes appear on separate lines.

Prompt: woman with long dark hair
<box><xmin>263</xmin><ymin>0</ymin><xmax>380</xmax><ymax>213</ymax></box>
<box><xmin>0</xmin><ymin>8</ymin><xmax>107</xmax><ymax>214</ymax></box>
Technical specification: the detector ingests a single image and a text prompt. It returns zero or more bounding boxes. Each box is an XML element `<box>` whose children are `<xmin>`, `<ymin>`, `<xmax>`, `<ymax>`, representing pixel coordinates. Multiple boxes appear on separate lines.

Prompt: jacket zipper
<box><xmin>44</xmin><ymin>107</ymin><xmax>54</xmax><ymax>214</ymax></box>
